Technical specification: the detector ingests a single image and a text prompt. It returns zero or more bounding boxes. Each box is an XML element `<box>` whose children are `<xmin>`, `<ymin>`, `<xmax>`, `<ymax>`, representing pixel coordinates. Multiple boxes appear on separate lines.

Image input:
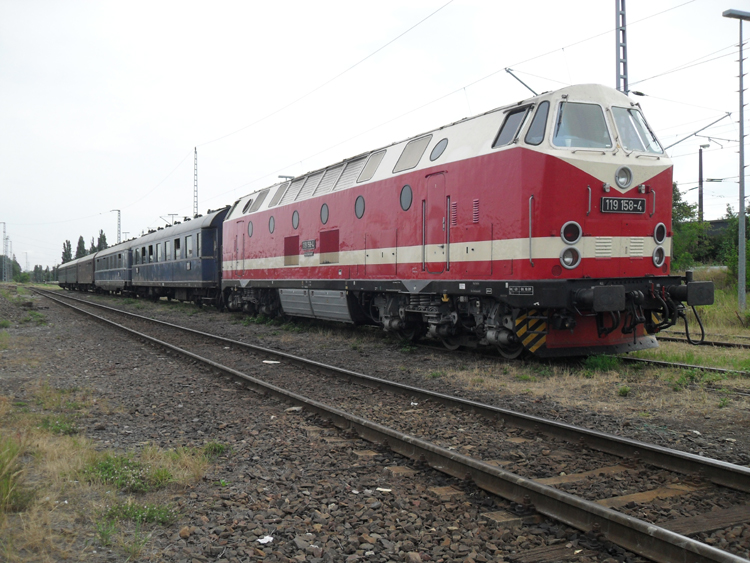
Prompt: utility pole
<box><xmin>25</xmin><ymin>252</ymin><xmax>28</xmax><ymax>273</ymax></box>
<box><xmin>0</xmin><ymin>222</ymin><xmax>6</xmax><ymax>282</ymax></box>
<box><xmin>723</xmin><ymin>9</ymin><xmax>749</xmax><ymax>311</ymax></box>
<box><xmin>616</xmin><ymin>0</ymin><xmax>629</xmax><ymax>94</ymax></box>
<box><xmin>193</xmin><ymin>147</ymin><xmax>198</xmax><ymax>217</ymax></box>
<box><xmin>111</xmin><ymin>209</ymin><xmax>121</xmax><ymax>244</ymax></box>
<box><xmin>698</xmin><ymin>145</ymin><xmax>709</xmax><ymax>222</ymax></box>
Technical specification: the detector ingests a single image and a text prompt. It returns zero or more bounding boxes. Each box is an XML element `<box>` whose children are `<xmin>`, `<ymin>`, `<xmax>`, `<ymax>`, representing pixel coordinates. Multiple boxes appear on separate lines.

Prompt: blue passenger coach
<box><xmin>130</xmin><ymin>207</ymin><xmax>229</xmax><ymax>305</ymax></box>
<box><xmin>94</xmin><ymin>243</ymin><xmax>132</xmax><ymax>294</ymax></box>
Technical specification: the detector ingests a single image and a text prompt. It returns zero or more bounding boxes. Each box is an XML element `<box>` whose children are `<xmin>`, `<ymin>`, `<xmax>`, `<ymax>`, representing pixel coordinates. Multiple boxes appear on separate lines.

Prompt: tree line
<box><xmin>60</xmin><ymin>230</ymin><xmax>108</xmax><ymax>264</ymax></box>
<box><xmin>671</xmin><ymin>182</ymin><xmax>750</xmax><ymax>289</ymax></box>
<box><xmin>0</xmin><ymin>255</ymin><xmax>55</xmax><ymax>283</ymax></box>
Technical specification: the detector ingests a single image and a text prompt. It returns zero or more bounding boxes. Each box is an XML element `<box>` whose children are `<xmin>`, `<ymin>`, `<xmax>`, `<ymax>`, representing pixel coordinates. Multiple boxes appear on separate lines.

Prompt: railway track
<box><xmin>656</xmin><ymin>335</ymin><xmax>750</xmax><ymax>350</ymax></box>
<box><xmin>37</xmin><ymin>288</ymin><xmax>750</xmax><ymax>563</ymax></box>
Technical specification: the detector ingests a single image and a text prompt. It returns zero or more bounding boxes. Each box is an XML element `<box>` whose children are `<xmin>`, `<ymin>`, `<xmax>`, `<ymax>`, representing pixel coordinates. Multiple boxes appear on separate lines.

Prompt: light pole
<box><xmin>723</xmin><ymin>9</ymin><xmax>749</xmax><ymax>311</ymax></box>
<box><xmin>699</xmin><ymin>144</ymin><xmax>710</xmax><ymax>222</ymax></box>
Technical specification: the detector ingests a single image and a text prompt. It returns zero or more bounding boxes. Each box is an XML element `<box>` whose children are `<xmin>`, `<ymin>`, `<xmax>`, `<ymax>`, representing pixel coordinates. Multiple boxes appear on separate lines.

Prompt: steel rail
<box><xmin>38</xmin><ymin>290</ymin><xmax>750</xmax><ymax>563</ymax></box>
<box><xmin>38</xmin><ymin>289</ymin><xmax>750</xmax><ymax>495</ymax></box>
<box><xmin>658</xmin><ymin>335</ymin><xmax>750</xmax><ymax>349</ymax></box>
<box><xmin>618</xmin><ymin>355</ymin><xmax>750</xmax><ymax>377</ymax></box>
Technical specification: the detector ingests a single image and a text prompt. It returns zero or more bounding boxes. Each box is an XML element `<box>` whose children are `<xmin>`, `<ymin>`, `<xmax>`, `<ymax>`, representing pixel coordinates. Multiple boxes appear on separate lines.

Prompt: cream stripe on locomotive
<box><xmin>223</xmin><ymin>235</ymin><xmax>672</xmax><ymax>272</ymax></box>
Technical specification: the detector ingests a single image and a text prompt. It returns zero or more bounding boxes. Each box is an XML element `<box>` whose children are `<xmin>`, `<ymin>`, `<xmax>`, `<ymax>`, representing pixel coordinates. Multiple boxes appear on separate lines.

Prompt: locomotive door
<box><xmin>424</xmin><ymin>173</ymin><xmax>446</xmax><ymax>274</ymax></box>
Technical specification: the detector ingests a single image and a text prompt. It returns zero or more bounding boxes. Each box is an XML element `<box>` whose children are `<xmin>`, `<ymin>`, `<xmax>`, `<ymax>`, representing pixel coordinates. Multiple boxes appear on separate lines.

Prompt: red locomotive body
<box><xmin>222</xmin><ymin>84</ymin><xmax>713</xmax><ymax>357</ymax></box>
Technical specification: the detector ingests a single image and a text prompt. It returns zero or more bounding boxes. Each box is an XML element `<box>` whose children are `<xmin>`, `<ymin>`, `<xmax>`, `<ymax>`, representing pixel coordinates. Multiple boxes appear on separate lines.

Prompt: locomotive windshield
<box><xmin>611</xmin><ymin>107</ymin><xmax>663</xmax><ymax>153</ymax></box>
<box><xmin>552</xmin><ymin>102</ymin><xmax>612</xmax><ymax>149</ymax></box>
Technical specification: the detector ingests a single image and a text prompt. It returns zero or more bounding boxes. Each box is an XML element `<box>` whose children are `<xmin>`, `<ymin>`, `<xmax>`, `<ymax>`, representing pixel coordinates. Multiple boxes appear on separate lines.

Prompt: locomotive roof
<box><xmin>226</xmin><ymin>83</ymin><xmax>653</xmax><ymax>223</ymax></box>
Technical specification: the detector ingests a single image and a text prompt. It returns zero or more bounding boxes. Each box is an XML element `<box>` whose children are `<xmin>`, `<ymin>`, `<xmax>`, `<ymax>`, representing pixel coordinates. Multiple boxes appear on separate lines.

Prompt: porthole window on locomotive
<box><xmin>320</xmin><ymin>203</ymin><xmax>329</xmax><ymax>225</ymax></box>
<box><xmin>654</xmin><ymin>222</ymin><xmax>667</xmax><ymax>245</ymax></box>
<box><xmin>400</xmin><ymin>185</ymin><xmax>413</xmax><ymax>211</ymax></box>
<box><xmin>430</xmin><ymin>138</ymin><xmax>448</xmax><ymax>161</ymax></box>
<box><xmin>247</xmin><ymin>221</ymin><xmax>253</xmax><ymax>238</ymax></box>
<box><xmin>269</xmin><ymin>216</ymin><xmax>275</xmax><ymax>234</ymax></box>
<box><xmin>560</xmin><ymin>221</ymin><xmax>582</xmax><ymax>245</ymax></box>
<box><xmin>355</xmin><ymin>195</ymin><xmax>365</xmax><ymax>219</ymax></box>
<box><xmin>292</xmin><ymin>210</ymin><xmax>299</xmax><ymax>230</ymax></box>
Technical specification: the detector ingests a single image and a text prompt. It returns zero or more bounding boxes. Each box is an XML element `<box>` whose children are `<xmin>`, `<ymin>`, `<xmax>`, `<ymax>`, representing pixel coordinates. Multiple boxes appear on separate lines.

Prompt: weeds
<box><xmin>83</xmin><ymin>453</ymin><xmax>172</xmax><ymax>493</ymax></box>
<box><xmin>40</xmin><ymin>415</ymin><xmax>78</xmax><ymax>435</ymax></box>
<box><xmin>95</xmin><ymin>519</ymin><xmax>117</xmax><ymax>546</ymax></box>
<box><xmin>399</xmin><ymin>343</ymin><xmax>416</xmax><ymax>353</ymax></box>
<box><xmin>104</xmin><ymin>500</ymin><xmax>176</xmax><ymax>525</ymax></box>
<box><xmin>121</xmin><ymin>521</ymin><xmax>150</xmax><ymax>560</ymax></box>
<box><xmin>203</xmin><ymin>441</ymin><xmax>228</xmax><ymax>459</ymax></box>
<box><xmin>428</xmin><ymin>371</ymin><xmax>444</xmax><ymax>379</ymax></box>
<box><xmin>515</xmin><ymin>374</ymin><xmax>537</xmax><ymax>382</ymax></box>
<box><xmin>0</xmin><ymin>434</ymin><xmax>27</xmax><ymax>514</ymax></box>
<box><xmin>0</xmin><ymin>331</ymin><xmax>9</xmax><ymax>351</ymax></box>
<box><xmin>582</xmin><ymin>355</ymin><xmax>621</xmax><ymax>371</ymax></box>
<box><xmin>618</xmin><ymin>385</ymin><xmax>631</xmax><ymax>397</ymax></box>
<box><xmin>0</xmin><ymin>320</ymin><xmax>10</xmax><ymax>329</ymax></box>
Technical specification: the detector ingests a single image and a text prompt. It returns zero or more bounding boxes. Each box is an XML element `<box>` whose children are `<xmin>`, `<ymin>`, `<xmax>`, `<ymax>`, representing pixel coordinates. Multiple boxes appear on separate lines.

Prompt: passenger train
<box><xmin>59</xmin><ymin>84</ymin><xmax>714</xmax><ymax>358</ymax></box>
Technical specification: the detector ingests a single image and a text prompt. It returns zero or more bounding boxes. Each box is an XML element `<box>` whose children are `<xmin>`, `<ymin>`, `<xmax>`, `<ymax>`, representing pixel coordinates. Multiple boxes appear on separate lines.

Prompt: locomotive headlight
<box><xmin>560</xmin><ymin>247</ymin><xmax>581</xmax><ymax>269</ymax></box>
<box><xmin>615</xmin><ymin>166</ymin><xmax>633</xmax><ymax>189</ymax></box>
<box><xmin>654</xmin><ymin>223</ymin><xmax>667</xmax><ymax>245</ymax></box>
<box><xmin>652</xmin><ymin>246</ymin><xmax>666</xmax><ymax>268</ymax></box>
<box><xmin>560</xmin><ymin>221</ymin><xmax>582</xmax><ymax>244</ymax></box>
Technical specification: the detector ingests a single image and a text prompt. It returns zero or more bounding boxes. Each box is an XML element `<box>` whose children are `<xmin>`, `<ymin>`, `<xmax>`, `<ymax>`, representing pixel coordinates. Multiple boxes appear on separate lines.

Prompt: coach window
<box><xmin>174</xmin><ymin>238</ymin><xmax>181</xmax><ymax>260</ymax></box>
<box><xmin>355</xmin><ymin>195</ymin><xmax>365</xmax><ymax>219</ymax></box>
<box><xmin>148</xmin><ymin>245</ymin><xmax>154</xmax><ymax>263</ymax></box>
<box><xmin>165</xmin><ymin>240</ymin><xmax>172</xmax><ymax>260</ymax></box>
<box><xmin>156</xmin><ymin>243</ymin><xmax>162</xmax><ymax>262</ymax></box>
<box><xmin>320</xmin><ymin>203</ymin><xmax>329</xmax><ymax>225</ymax></box>
<box><xmin>493</xmin><ymin>107</ymin><xmax>530</xmax><ymax>148</ymax></box>
<box><xmin>135</xmin><ymin>248</ymin><xmax>141</xmax><ymax>264</ymax></box>
<box><xmin>186</xmin><ymin>235</ymin><xmax>193</xmax><ymax>258</ymax></box>
<box><xmin>525</xmin><ymin>101</ymin><xmax>549</xmax><ymax>146</ymax></box>
<box><xmin>552</xmin><ymin>102</ymin><xmax>612</xmax><ymax>149</ymax></box>
<box><xmin>292</xmin><ymin>210</ymin><xmax>299</xmax><ymax>229</ymax></box>
<box><xmin>269</xmin><ymin>216</ymin><xmax>275</xmax><ymax>234</ymax></box>
<box><xmin>196</xmin><ymin>233</ymin><xmax>201</xmax><ymax>257</ymax></box>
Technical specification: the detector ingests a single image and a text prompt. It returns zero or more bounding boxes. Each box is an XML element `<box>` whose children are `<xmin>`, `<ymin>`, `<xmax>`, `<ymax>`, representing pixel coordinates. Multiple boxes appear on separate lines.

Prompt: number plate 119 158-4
<box><xmin>600</xmin><ymin>197</ymin><xmax>646</xmax><ymax>214</ymax></box>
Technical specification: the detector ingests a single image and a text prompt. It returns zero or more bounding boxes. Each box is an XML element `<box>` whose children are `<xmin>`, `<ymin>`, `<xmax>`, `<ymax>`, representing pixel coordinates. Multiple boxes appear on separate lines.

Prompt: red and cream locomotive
<box><xmin>222</xmin><ymin>84</ymin><xmax>713</xmax><ymax>357</ymax></box>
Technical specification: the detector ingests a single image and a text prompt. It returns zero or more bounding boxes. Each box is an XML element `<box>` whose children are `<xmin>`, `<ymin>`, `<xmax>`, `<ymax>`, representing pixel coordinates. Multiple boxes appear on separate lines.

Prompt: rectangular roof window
<box><xmin>393</xmin><ymin>135</ymin><xmax>432</xmax><ymax>173</ymax></box>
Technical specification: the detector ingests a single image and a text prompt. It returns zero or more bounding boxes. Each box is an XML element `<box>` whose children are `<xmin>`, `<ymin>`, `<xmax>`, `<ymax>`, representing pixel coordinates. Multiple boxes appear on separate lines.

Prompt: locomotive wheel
<box><xmin>497</xmin><ymin>342</ymin><xmax>524</xmax><ymax>359</ymax></box>
<box><xmin>440</xmin><ymin>336</ymin><xmax>462</xmax><ymax>351</ymax></box>
<box><xmin>398</xmin><ymin>325</ymin><xmax>422</xmax><ymax>342</ymax></box>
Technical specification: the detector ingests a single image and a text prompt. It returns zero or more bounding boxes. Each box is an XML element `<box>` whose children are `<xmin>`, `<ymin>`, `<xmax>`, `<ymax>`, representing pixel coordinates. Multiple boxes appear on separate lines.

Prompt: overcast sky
<box><xmin>1</xmin><ymin>0</ymin><xmax>747</xmax><ymax>269</ymax></box>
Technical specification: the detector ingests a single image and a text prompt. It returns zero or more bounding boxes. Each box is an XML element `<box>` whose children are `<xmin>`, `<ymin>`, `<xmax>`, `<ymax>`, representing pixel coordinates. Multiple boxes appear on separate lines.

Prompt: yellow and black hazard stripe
<box><xmin>514</xmin><ymin>309</ymin><xmax>548</xmax><ymax>354</ymax></box>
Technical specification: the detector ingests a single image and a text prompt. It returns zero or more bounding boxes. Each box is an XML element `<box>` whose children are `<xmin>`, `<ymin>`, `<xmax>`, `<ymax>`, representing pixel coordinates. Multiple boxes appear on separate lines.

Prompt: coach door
<box><xmin>424</xmin><ymin>172</ymin><xmax>446</xmax><ymax>274</ymax></box>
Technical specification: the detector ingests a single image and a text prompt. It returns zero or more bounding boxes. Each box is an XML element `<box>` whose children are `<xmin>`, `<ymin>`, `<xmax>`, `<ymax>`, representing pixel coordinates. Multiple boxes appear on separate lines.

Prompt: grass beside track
<box><xmin>0</xmin><ymin>374</ymin><xmax>226</xmax><ymax>562</ymax></box>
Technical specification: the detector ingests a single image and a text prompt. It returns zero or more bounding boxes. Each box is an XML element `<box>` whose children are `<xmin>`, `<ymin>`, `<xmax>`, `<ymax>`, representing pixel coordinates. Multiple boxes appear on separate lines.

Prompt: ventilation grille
<box><xmin>595</xmin><ymin>237</ymin><xmax>613</xmax><ymax>258</ymax></box>
<box><xmin>335</xmin><ymin>157</ymin><xmax>368</xmax><ymax>191</ymax></box>
<box><xmin>279</xmin><ymin>178</ymin><xmax>306</xmax><ymax>206</ymax></box>
<box><xmin>472</xmin><ymin>199</ymin><xmax>479</xmax><ymax>223</ymax></box>
<box><xmin>629</xmin><ymin>237</ymin><xmax>644</xmax><ymax>257</ymax></box>
<box><xmin>450</xmin><ymin>201</ymin><xmax>457</xmax><ymax>227</ymax></box>
<box><xmin>314</xmin><ymin>165</ymin><xmax>344</xmax><ymax>196</ymax></box>
<box><xmin>296</xmin><ymin>171</ymin><xmax>324</xmax><ymax>202</ymax></box>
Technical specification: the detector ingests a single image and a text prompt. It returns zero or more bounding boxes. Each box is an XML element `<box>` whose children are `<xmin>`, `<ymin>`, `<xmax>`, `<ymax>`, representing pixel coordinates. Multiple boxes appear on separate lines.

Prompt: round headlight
<box><xmin>654</xmin><ymin>223</ymin><xmax>667</xmax><ymax>245</ymax></box>
<box><xmin>652</xmin><ymin>246</ymin><xmax>666</xmax><ymax>268</ymax></box>
<box><xmin>561</xmin><ymin>221</ymin><xmax>582</xmax><ymax>244</ymax></box>
<box><xmin>560</xmin><ymin>247</ymin><xmax>581</xmax><ymax>269</ymax></box>
<box><xmin>615</xmin><ymin>166</ymin><xmax>633</xmax><ymax>189</ymax></box>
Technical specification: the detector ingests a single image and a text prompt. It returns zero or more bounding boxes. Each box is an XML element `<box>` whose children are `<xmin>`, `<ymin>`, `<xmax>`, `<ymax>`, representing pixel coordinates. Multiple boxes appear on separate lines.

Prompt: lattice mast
<box><xmin>193</xmin><ymin>147</ymin><xmax>198</xmax><ymax>217</ymax></box>
<box><xmin>616</xmin><ymin>0</ymin><xmax>629</xmax><ymax>94</ymax></box>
